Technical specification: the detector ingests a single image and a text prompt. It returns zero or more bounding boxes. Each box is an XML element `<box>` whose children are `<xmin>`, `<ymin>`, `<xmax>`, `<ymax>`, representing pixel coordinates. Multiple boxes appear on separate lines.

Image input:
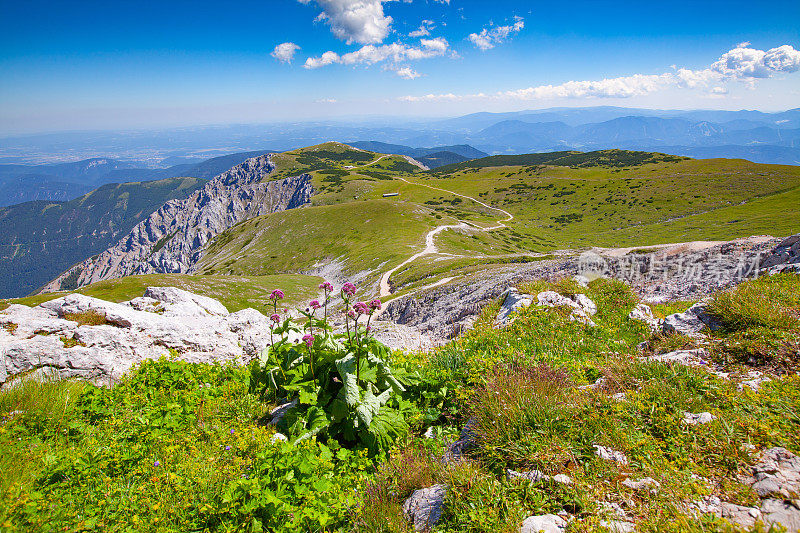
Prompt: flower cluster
<box><xmin>319</xmin><ymin>281</ymin><xmax>334</xmax><ymax>292</ymax></box>
<box><xmin>270</xmin><ymin>313</ymin><xmax>280</xmax><ymax>323</ymax></box>
<box><xmin>353</xmin><ymin>302</ymin><xmax>371</xmax><ymax>315</ymax></box>
<box><xmin>269</xmin><ymin>289</ymin><xmax>285</xmax><ymax>301</ymax></box>
<box><xmin>309</xmin><ymin>300</ymin><xmax>321</xmax><ymax>310</ymax></box>
<box><xmin>341</xmin><ymin>282</ymin><xmax>356</xmax><ymax>297</ymax></box>
<box><xmin>302</xmin><ymin>334</ymin><xmax>314</xmax><ymax>349</ymax></box>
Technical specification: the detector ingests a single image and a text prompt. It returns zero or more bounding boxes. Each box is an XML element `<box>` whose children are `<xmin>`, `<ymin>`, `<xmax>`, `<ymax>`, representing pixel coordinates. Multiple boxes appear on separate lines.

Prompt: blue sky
<box><xmin>1</xmin><ymin>0</ymin><xmax>799</xmax><ymax>133</ymax></box>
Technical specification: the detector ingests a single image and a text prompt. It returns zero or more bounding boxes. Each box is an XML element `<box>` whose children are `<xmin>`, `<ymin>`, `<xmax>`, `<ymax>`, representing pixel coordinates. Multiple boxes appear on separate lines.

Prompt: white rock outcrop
<box><xmin>496</xmin><ymin>287</ymin><xmax>534</xmax><ymax>326</ymax></box>
<box><xmin>0</xmin><ymin>287</ymin><xmax>273</xmax><ymax>388</ymax></box>
<box><xmin>662</xmin><ymin>300</ymin><xmax>721</xmax><ymax>337</ymax></box>
<box><xmin>536</xmin><ymin>291</ymin><xmax>597</xmax><ymax>327</ymax></box>
<box><xmin>628</xmin><ymin>303</ymin><xmax>661</xmax><ymax>331</ymax></box>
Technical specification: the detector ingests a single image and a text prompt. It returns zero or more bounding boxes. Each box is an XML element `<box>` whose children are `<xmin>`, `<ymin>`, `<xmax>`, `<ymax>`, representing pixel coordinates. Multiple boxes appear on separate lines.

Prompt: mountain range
<box><xmin>0</xmin><ymin>177</ymin><xmax>205</xmax><ymax>298</ymax></box>
<box><xmin>18</xmin><ymin>142</ymin><xmax>798</xmax><ymax>305</ymax></box>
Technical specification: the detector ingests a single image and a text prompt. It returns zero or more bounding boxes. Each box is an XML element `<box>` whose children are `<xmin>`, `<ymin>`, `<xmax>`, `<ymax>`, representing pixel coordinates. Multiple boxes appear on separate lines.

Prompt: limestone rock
<box><xmin>683</xmin><ymin>412</ymin><xmax>715</xmax><ymax>425</ymax></box>
<box><xmin>0</xmin><ymin>289</ymin><xmax>273</xmax><ymax>388</ymax></box>
<box><xmin>739</xmin><ymin>371</ymin><xmax>772</xmax><ymax>391</ymax></box>
<box><xmin>761</xmin><ymin>234</ymin><xmax>800</xmax><ymax>271</ymax></box>
<box><xmin>690</xmin><ymin>496</ymin><xmax>762</xmax><ymax>529</ymax></box>
<box><xmin>520</xmin><ymin>514</ymin><xmax>568</xmax><ymax>533</ymax></box>
<box><xmin>269</xmin><ymin>400</ymin><xmax>299</xmax><ymax>426</ymax></box>
<box><xmin>594</xmin><ymin>445</ymin><xmax>628</xmax><ymax>465</ymax></box>
<box><xmin>761</xmin><ymin>499</ymin><xmax>800</xmax><ymax>531</ymax></box>
<box><xmin>599</xmin><ymin>520</ymin><xmax>636</xmax><ymax>533</ymax></box>
<box><xmin>628</xmin><ymin>304</ymin><xmax>661</xmax><ymax>331</ymax></box>
<box><xmin>536</xmin><ymin>291</ymin><xmax>597</xmax><ymax>327</ymax></box>
<box><xmin>621</xmin><ymin>477</ymin><xmax>660</xmax><ymax>492</ymax></box>
<box><xmin>403</xmin><ymin>484</ymin><xmax>447</xmax><ymax>531</ymax></box>
<box><xmin>747</xmin><ymin>447</ymin><xmax>800</xmax><ymax>499</ymax></box>
<box><xmin>270</xmin><ymin>433</ymin><xmax>288</xmax><ymax>443</ymax></box>
<box><xmin>142</xmin><ymin>286</ymin><xmax>229</xmax><ymax>316</ymax></box>
<box><xmin>496</xmin><ymin>287</ymin><xmax>534</xmax><ymax>326</ymax></box>
<box><xmin>648</xmin><ymin>348</ymin><xmax>708</xmax><ymax>366</ymax></box>
<box><xmin>444</xmin><ymin>418</ymin><xmax>477</xmax><ymax>463</ymax></box>
<box><xmin>506</xmin><ymin>469</ymin><xmax>572</xmax><ymax>485</ymax></box>
<box><xmin>573</xmin><ymin>275</ymin><xmax>590</xmax><ymax>288</ymax></box>
<box><xmin>662</xmin><ymin>301</ymin><xmax>721</xmax><ymax>337</ymax></box>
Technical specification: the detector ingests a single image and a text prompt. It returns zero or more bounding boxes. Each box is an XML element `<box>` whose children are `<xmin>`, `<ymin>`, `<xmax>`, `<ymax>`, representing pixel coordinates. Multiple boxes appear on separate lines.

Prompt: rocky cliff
<box><xmin>42</xmin><ymin>155</ymin><xmax>313</xmax><ymax>292</ymax></box>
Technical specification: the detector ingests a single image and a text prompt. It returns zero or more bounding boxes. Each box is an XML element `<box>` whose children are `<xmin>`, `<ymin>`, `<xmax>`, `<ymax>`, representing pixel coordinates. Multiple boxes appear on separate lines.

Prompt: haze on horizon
<box><xmin>1</xmin><ymin>0</ymin><xmax>799</xmax><ymax>135</ymax></box>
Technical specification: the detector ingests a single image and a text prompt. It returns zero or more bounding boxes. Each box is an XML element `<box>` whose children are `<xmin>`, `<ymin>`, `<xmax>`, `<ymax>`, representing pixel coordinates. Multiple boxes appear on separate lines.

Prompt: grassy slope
<box><xmin>2</xmin><ymin>273</ymin><xmax>797</xmax><ymax>532</ymax></box>
<box><xmin>1</xmin><ymin>273</ymin><xmax>323</xmax><ymax>315</ymax></box>
<box><xmin>193</xmin><ymin>146</ymin><xmax>800</xmax><ymax>298</ymax></box>
<box><xmin>196</xmin><ymin>200</ymin><xmax>454</xmax><ymax>280</ymax></box>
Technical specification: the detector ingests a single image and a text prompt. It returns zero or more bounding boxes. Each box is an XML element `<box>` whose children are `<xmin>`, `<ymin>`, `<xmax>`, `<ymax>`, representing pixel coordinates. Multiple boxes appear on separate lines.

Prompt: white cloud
<box><xmin>271</xmin><ymin>42</ymin><xmax>301</xmax><ymax>63</ymax></box>
<box><xmin>468</xmin><ymin>16</ymin><xmax>524</xmax><ymax>51</ymax></box>
<box><xmin>298</xmin><ymin>0</ymin><xmax>393</xmax><ymax>45</ymax></box>
<box><xmin>316</xmin><ymin>98</ymin><xmax>338</xmax><ymax>103</ymax></box>
<box><xmin>409</xmin><ymin>19</ymin><xmax>434</xmax><ymax>38</ymax></box>
<box><xmin>304</xmin><ymin>37</ymin><xmax>450</xmax><ymax>69</ymax></box>
<box><xmin>394</xmin><ymin>66</ymin><xmax>421</xmax><ymax>79</ymax></box>
<box><xmin>400</xmin><ymin>43</ymin><xmax>800</xmax><ymax>102</ymax></box>
<box><xmin>711</xmin><ymin>44</ymin><xmax>800</xmax><ymax>79</ymax></box>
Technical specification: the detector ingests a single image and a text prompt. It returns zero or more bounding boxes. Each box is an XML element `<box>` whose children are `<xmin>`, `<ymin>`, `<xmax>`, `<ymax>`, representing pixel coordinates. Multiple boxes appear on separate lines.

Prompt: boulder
<box><xmin>520</xmin><ymin>514</ymin><xmax>567</xmax><ymax>533</ymax></box>
<box><xmin>573</xmin><ymin>275</ymin><xmax>590</xmax><ymax>288</ymax></box>
<box><xmin>443</xmin><ymin>418</ymin><xmax>477</xmax><ymax>463</ymax></box>
<box><xmin>142</xmin><ymin>286</ymin><xmax>229</xmax><ymax>316</ymax></box>
<box><xmin>403</xmin><ymin>484</ymin><xmax>447</xmax><ymax>531</ymax></box>
<box><xmin>536</xmin><ymin>291</ymin><xmax>597</xmax><ymax>327</ymax></box>
<box><xmin>662</xmin><ymin>301</ymin><xmax>721</xmax><ymax>337</ymax></box>
<box><xmin>691</xmin><ymin>496</ymin><xmax>763</xmax><ymax>529</ymax></box>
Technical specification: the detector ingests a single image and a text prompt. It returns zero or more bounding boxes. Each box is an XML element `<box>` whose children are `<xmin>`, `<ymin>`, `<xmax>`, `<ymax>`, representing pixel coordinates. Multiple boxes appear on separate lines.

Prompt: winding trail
<box><xmin>378</xmin><ymin>177</ymin><xmax>514</xmax><ymax>297</ymax></box>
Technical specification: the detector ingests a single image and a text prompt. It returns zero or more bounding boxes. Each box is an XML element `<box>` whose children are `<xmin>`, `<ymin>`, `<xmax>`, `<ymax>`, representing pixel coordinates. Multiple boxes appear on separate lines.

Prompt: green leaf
<box><xmin>330</xmin><ymin>398</ymin><xmax>349</xmax><ymax>423</ymax></box>
<box><xmin>355</xmin><ymin>387</ymin><xmax>391</xmax><ymax>428</ymax></box>
<box><xmin>335</xmin><ymin>355</ymin><xmax>359</xmax><ymax>407</ymax></box>
<box><xmin>295</xmin><ymin>406</ymin><xmax>330</xmax><ymax>444</ymax></box>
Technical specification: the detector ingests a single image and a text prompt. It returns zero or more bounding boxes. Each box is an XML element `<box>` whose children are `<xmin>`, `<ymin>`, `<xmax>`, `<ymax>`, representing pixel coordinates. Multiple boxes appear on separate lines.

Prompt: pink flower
<box><xmin>309</xmin><ymin>300</ymin><xmax>321</xmax><ymax>310</ymax></box>
<box><xmin>354</xmin><ymin>302</ymin><xmax>370</xmax><ymax>315</ymax></box>
<box><xmin>270</xmin><ymin>314</ymin><xmax>280</xmax><ymax>323</ymax></box>
<box><xmin>366</xmin><ymin>325</ymin><xmax>372</xmax><ymax>332</ymax></box>
<box><xmin>269</xmin><ymin>289</ymin><xmax>285</xmax><ymax>300</ymax></box>
<box><xmin>319</xmin><ymin>282</ymin><xmax>334</xmax><ymax>292</ymax></box>
<box><xmin>302</xmin><ymin>334</ymin><xmax>314</xmax><ymax>348</ymax></box>
<box><xmin>341</xmin><ymin>282</ymin><xmax>356</xmax><ymax>296</ymax></box>
<box><xmin>370</xmin><ymin>298</ymin><xmax>382</xmax><ymax>311</ymax></box>
<box><xmin>347</xmin><ymin>310</ymin><xmax>356</xmax><ymax>319</ymax></box>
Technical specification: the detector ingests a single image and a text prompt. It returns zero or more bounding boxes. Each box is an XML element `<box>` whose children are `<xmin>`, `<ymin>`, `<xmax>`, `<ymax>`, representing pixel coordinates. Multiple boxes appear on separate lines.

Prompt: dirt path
<box><xmin>378</xmin><ymin>177</ymin><xmax>514</xmax><ymax>297</ymax></box>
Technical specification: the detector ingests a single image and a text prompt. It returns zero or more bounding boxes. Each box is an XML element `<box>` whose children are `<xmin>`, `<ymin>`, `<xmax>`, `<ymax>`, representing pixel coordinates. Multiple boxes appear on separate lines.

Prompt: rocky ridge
<box><xmin>42</xmin><ymin>155</ymin><xmax>313</xmax><ymax>292</ymax></box>
<box><xmin>383</xmin><ymin>234</ymin><xmax>800</xmax><ymax>340</ymax></box>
